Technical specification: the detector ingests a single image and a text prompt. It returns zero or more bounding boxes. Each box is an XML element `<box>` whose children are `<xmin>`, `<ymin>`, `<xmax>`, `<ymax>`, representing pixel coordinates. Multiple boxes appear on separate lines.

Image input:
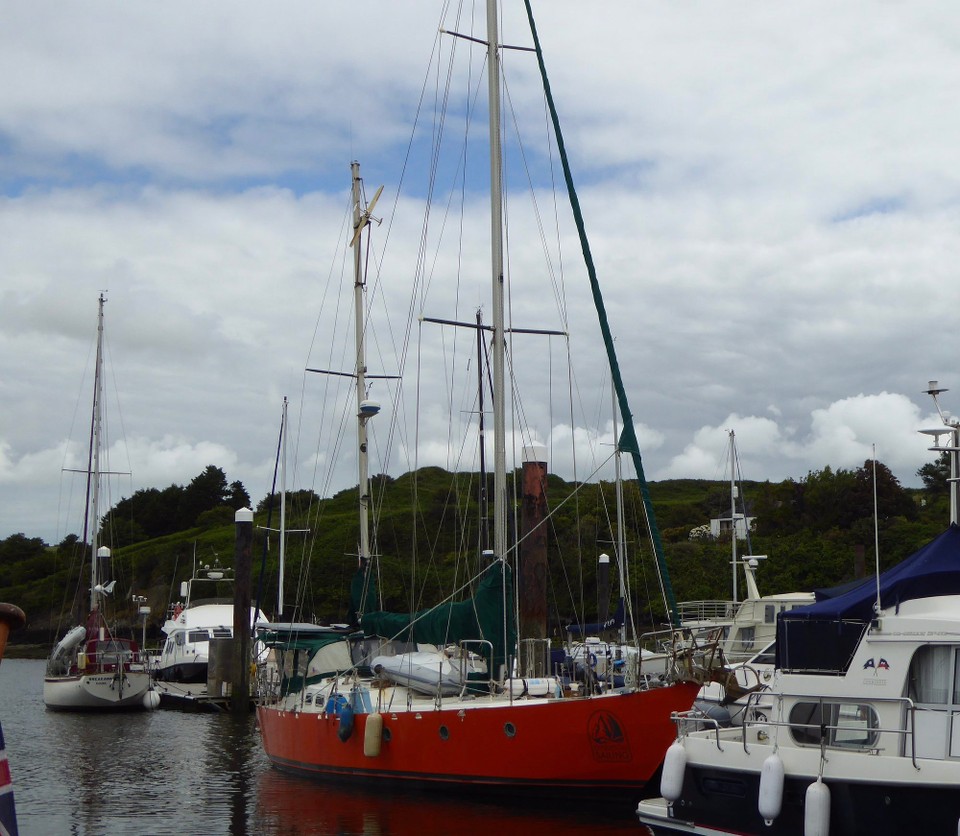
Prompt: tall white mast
<box><xmin>729</xmin><ymin>430</ymin><xmax>738</xmax><ymax>604</ymax></box>
<box><xmin>90</xmin><ymin>293</ymin><xmax>106</xmax><ymax>613</ymax></box>
<box><xmin>351</xmin><ymin>162</ymin><xmax>376</xmax><ymax>567</ymax></box>
<box><xmin>486</xmin><ymin>0</ymin><xmax>507</xmax><ymax>563</ymax></box>
<box><xmin>278</xmin><ymin>396</ymin><xmax>288</xmax><ymax>615</ymax></box>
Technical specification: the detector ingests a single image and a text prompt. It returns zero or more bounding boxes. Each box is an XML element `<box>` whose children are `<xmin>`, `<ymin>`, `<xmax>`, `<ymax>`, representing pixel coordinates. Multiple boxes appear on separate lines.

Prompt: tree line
<box><xmin>0</xmin><ymin>454</ymin><xmax>951</xmax><ymax>640</ymax></box>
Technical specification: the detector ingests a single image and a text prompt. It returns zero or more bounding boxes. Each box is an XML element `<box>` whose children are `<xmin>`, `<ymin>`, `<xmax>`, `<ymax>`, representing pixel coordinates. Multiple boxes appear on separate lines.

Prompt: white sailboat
<box><xmin>44</xmin><ymin>294</ymin><xmax>157</xmax><ymax>711</ymax></box>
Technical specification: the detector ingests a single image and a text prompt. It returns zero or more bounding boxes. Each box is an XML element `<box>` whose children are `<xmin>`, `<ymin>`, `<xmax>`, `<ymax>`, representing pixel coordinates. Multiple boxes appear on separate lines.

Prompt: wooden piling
<box><xmin>231</xmin><ymin>508</ymin><xmax>253</xmax><ymax>714</ymax></box>
<box><xmin>598</xmin><ymin>553</ymin><xmax>610</xmax><ymax>625</ymax></box>
<box><xmin>519</xmin><ymin>444</ymin><xmax>548</xmax><ymax>643</ymax></box>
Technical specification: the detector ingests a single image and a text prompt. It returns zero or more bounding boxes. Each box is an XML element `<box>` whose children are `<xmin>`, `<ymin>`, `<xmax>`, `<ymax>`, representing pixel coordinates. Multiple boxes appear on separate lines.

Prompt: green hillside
<box><xmin>1</xmin><ymin>455</ymin><xmax>948</xmax><ymax>653</ymax></box>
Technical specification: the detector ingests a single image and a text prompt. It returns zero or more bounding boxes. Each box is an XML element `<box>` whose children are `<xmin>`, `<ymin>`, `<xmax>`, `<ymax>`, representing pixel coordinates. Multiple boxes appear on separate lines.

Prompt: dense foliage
<box><xmin>1</xmin><ymin>455</ymin><xmax>948</xmax><ymax>648</ymax></box>
<box><xmin>100</xmin><ymin>465</ymin><xmax>251</xmax><ymax>545</ymax></box>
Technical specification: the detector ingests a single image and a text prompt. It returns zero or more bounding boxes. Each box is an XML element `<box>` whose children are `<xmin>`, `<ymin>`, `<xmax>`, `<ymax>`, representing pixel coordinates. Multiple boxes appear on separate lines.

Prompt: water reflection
<box><xmin>44</xmin><ymin>711</ymin><xmax>167</xmax><ymax>834</ymax></box>
<box><xmin>2</xmin><ymin>660</ymin><xmax>637</xmax><ymax>835</ymax></box>
<box><xmin>252</xmin><ymin>767</ymin><xmax>640</xmax><ymax>835</ymax></box>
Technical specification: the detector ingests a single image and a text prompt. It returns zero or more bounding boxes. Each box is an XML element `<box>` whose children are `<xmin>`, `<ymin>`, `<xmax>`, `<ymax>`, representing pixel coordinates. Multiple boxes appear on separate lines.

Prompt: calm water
<box><xmin>2</xmin><ymin>659</ymin><xmax>645</xmax><ymax>835</ymax></box>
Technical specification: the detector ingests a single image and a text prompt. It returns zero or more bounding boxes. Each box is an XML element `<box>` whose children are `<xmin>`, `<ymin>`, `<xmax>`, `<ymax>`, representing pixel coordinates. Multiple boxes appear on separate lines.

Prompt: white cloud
<box><xmin>2</xmin><ymin>2</ymin><xmax>959</xmax><ymax>542</ymax></box>
<box><xmin>658</xmin><ymin>394</ymin><xmax>938</xmax><ymax>486</ymax></box>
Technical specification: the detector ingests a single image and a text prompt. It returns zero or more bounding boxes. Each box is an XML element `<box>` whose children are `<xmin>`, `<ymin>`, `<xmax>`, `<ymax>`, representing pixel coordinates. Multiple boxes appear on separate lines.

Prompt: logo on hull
<box><xmin>587</xmin><ymin>710</ymin><xmax>631</xmax><ymax>763</ymax></box>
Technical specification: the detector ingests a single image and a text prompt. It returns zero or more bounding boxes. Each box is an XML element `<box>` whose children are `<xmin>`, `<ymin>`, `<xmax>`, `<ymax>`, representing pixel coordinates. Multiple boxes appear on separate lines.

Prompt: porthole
<box><xmin>504</xmin><ymin>722</ymin><xmax>516</xmax><ymax>738</ymax></box>
<box><xmin>383</xmin><ymin>727</ymin><xmax>392</xmax><ymax>742</ymax></box>
<box><xmin>439</xmin><ymin>725</ymin><xmax>449</xmax><ymax>740</ymax></box>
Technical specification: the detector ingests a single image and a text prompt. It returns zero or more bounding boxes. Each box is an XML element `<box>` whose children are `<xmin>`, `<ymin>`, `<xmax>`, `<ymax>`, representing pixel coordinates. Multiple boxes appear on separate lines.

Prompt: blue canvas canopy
<box><xmin>777</xmin><ymin>525</ymin><xmax>960</xmax><ymax>672</ymax></box>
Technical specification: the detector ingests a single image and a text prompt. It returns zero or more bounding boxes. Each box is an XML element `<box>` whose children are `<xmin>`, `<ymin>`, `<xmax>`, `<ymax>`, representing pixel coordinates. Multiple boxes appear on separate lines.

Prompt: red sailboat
<box><xmin>256</xmin><ymin>1</ymin><xmax>702</xmax><ymax>800</ymax></box>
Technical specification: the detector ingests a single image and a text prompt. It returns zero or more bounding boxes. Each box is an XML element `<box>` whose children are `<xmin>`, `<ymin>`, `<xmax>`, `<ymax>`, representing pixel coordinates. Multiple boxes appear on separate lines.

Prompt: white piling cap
<box><xmin>598</xmin><ymin>553</ymin><xmax>610</xmax><ymax>564</ymax></box>
<box><xmin>235</xmin><ymin>507</ymin><xmax>254</xmax><ymax>523</ymax></box>
<box><xmin>97</xmin><ymin>546</ymin><xmax>111</xmax><ymax>558</ymax></box>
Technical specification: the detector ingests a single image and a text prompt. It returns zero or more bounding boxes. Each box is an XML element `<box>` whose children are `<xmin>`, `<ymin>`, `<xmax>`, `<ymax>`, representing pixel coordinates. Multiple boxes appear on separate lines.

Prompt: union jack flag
<box><xmin>0</xmin><ymin>722</ymin><xmax>18</xmax><ymax>836</ymax></box>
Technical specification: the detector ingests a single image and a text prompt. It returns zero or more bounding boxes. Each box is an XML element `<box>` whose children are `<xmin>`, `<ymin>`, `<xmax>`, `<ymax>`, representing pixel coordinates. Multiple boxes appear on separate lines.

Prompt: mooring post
<box><xmin>232</xmin><ymin>507</ymin><xmax>253</xmax><ymax>714</ymax></box>
<box><xmin>519</xmin><ymin>443</ymin><xmax>548</xmax><ymax>675</ymax></box>
<box><xmin>598</xmin><ymin>553</ymin><xmax>610</xmax><ymax>625</ymax></box>
<box><xmin>0</xmin><ymin>603</ymin><xmax>26</xmax><ymax>663</ymax></box>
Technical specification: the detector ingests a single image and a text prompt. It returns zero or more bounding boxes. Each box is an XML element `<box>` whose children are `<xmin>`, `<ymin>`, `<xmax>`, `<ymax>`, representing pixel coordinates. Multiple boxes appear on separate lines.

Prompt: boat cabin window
<box><xmin>97</xmin><ymin>640</ymin><xmax>132</xmax><ymax>655</ymax></box>
<box><xmin>764</xmin><ymin>605</ymin><xmax>776</xmax><ymax>624</ymax></box>
<box><xmin>908</xmin><ymin>645</ymin><xmax>956</xmax><ymax>705</ymax></box>
<box><xmin>175</xmin><ymin>631</ymin><xmax>185</xmax><ymax>646</ymax></box>
<box><xmin>212</xmin><ymin>627</ymin><xmax>231</xmax><ymax>638</ymax></box>
<box><xmin>906</xmin><ymin>645</ymin><xmax>960</xmax><ymax>759</ymax></box>
<box><xmin>164</xmin><ymin>639</ymin><xmax>173</xmax><ymax>654</ymax></box>
<box><xmin>189</xmin><ymin>630</ymin><xmax>210</xmax><ymax>643</ymax></box>
<box><xmin>789</xmin><ymin>701</ymin><xmax>879</xmax><ymax>749</ymax></box>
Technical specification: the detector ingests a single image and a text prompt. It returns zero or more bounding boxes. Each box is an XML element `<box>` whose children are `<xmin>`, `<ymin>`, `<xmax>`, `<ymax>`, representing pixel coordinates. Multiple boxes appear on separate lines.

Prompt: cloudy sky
<box><xmin>2</xmin><ymin>1</ymin><xmax>957</xmax><ymax>545</ymax></box>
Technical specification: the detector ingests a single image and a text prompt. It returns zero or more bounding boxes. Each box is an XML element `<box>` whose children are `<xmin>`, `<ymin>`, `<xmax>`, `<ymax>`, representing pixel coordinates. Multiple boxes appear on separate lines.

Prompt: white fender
<box><xmin>364</xmin><ymin>712</ymin><xmax>383</xmax><ymax>757</ymax></box>
<box><xmin>804</xmin><ymin>778</ymin><xmax>830</xmax><ymax>836</ymax></box>
<box><xmin>660</xmin><ymin>740</ymin><xmax>687</xmax><ymax>802</ymax></box>
<box><xmin>758</xmin><ymin>752</ymin><xmax>784</xmax><ymax>824</ymax></box>
<box><xmin>142</xmin><ymin>689</ymin><xmax>161</xmax><ymax>710</ymax></box>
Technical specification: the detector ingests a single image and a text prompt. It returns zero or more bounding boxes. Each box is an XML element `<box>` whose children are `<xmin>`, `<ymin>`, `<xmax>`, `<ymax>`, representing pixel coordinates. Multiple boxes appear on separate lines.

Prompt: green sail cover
<box><xmin>360</xmin><ymin>559</ymin><xmax>516</xmax><ymax>675</ymax></box>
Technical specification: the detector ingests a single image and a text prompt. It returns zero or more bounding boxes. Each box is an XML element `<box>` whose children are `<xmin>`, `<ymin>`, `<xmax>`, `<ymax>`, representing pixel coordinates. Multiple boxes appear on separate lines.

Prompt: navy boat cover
<box><xmin>777</xmin><ymin>524</ymin><xmax>960</xmax><ymax>673</ymax></box>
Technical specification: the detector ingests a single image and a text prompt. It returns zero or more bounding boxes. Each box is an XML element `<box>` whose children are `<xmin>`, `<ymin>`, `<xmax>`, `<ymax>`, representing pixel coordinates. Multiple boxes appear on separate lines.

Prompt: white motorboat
<box><xmin>640</xmin><ymin>526</ymin><xmax>960</xmax><ymax>834</ymax></box>
<box><xmin>156</xmin><ymin>560</ymin><xmax>262</xmax><ymax>684</ymax></box>
<box><xmin>638</xmin><ymin>386</ymin><xmax>960</xmax><ymax>834</ymax></box>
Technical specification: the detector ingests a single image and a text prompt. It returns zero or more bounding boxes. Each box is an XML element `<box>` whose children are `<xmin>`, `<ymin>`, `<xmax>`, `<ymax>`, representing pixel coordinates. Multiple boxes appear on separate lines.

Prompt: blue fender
<box><xmin>338</xmin><ymin>703</ymin><xmax>355</xmax><ymax>742</ymax></box>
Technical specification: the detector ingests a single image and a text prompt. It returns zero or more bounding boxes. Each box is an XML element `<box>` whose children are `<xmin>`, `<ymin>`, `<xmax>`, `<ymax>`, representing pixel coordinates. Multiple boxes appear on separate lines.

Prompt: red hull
<box><xmin>257</xmin><ymin>682</ymin><xmax>698</xmax><ymax>797</ymax></box>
